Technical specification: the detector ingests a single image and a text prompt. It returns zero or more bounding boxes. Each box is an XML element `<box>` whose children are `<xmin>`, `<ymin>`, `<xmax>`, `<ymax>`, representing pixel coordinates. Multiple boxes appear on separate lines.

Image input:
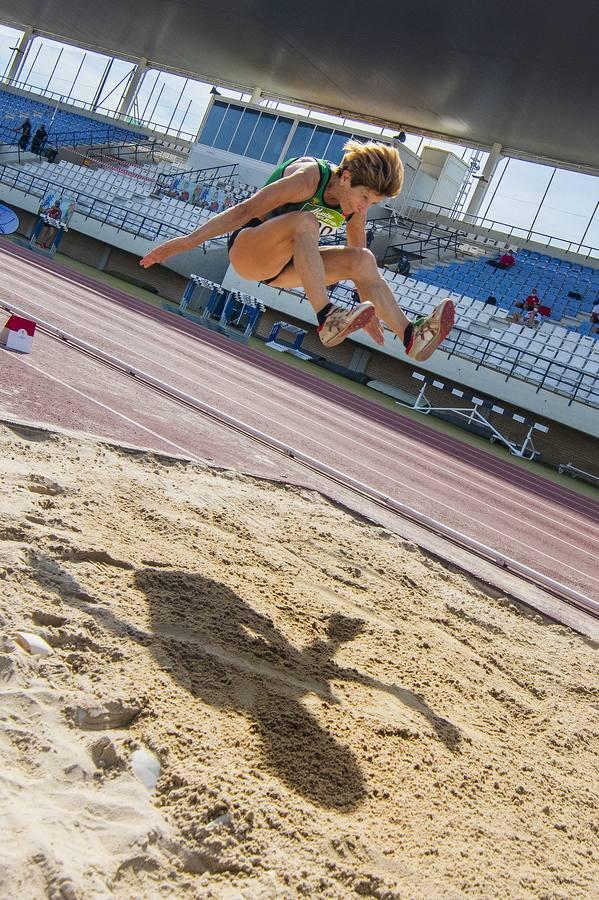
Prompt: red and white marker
<box><xmin>1</xmin><ymin>314</ymin><xmax>36</xmax><ymax>353</ymax></box>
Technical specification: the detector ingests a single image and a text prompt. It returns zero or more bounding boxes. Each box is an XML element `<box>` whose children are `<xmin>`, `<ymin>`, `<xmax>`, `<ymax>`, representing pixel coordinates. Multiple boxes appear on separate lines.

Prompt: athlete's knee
<box><xmin>291</xmin><ymin>211</ymin><xmax>320</xmax><ymax>238</ymax></box>
<box><xmin>351</xmin><ymin>247</ymin><xmax>378</xmax><ymax>278</ymax></box>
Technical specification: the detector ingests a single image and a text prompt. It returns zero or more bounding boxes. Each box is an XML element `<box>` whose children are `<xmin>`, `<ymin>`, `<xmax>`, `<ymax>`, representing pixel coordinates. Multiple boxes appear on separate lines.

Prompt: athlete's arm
<box><xmin>345</xmin><ymin>207</ymin><xmax>368</xmax><ymax>249</ymax></box>
<box><xmin>140</xmin><ymin>161</ymin><xmax>320</xmax><ymax>268</ymax></box>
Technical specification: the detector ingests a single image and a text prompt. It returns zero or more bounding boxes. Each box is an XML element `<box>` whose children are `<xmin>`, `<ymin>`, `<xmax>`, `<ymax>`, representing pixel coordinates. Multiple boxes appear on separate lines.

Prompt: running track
<box><xmin>1</xmin><ymin>241</ymin><xmax>598</xmax><ymax>601</ymax></box>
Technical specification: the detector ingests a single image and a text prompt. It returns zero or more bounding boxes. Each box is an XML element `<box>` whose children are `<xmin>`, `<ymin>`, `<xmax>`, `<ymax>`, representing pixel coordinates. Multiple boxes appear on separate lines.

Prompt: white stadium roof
<box><xmin>1</xmin><ymin>0</ymin><xmax>598</xmax><ymax>170</ymax></box>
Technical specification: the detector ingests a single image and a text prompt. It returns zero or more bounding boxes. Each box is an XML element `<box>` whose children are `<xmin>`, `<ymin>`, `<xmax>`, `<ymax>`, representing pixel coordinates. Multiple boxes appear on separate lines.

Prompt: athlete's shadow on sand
<box><xmin>26</xmin><ymin>553</ymin><xmax>461</xmax><ymax>810</ymax></box>
<box><xmin>134</xmin><ymin>567</ymin><xmax>462</xmax><ymax>810</ymax></box>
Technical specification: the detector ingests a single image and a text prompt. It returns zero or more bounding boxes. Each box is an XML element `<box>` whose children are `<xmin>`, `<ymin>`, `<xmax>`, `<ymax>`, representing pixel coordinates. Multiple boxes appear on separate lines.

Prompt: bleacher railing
<box><xmin>0</xmin><ymin>161</ymin><xmax>225</xmax><ymax>249</ymax></box>
<box><xmin>1</xmin><ymin>79</ymin><xmax>197</xmax><ymax>143</ymax></box>
<box><xmin>382</xmin><ymin>233</ymin><xmax>460</xmax><ymax>268</ymax></box>
<box><xmin>406</xmin><ymin>199</ymin><xmax>599</xmax><ymax>261</ymax></box>
<box><xmin>154</xmin><ymin>164</ymin><xmax>240</xmax><ymax>196</ymax></box>
<box><xmin>324</xmin><ymin>283</ymin><xmax>597</xmax><ymax>410</ymax></box>
<box><xmin>442</xmin><ymin>325</ymin><xmax>597</xmax><ymax>409</ymax></box>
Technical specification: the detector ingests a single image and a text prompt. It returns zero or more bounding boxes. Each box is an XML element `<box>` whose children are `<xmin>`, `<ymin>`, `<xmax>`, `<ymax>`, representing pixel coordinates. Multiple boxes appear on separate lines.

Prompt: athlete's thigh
<box><xmin>267</xmin><ymin>245</ymin><xmax>361</xmax><ymax>289</ymax></box>
<box><xmin>229</xmin><ymin>213</ymin><xmax>300</xmax><ymax>282</ymax></box>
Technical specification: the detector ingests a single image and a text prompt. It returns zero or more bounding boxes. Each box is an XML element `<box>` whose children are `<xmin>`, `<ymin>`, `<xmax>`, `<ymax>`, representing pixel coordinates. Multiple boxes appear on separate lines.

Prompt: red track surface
<box><xmin>1</xmin><ymin>241</ymin><xmax>598</xmax><ymax>600</ymax></box>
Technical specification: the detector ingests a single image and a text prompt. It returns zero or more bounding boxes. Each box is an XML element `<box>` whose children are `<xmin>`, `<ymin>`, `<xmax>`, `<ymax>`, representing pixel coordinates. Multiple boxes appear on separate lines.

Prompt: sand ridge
<box><xmin>0</xmin><ymin>420</ymin><xmax>597</xmax><ymax>898</ymax></box>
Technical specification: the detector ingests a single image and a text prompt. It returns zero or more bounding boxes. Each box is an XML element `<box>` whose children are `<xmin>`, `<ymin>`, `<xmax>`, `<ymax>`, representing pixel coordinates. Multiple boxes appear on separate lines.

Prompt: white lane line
<box><xmin>19</xmin><ymin>357</ymin><xmax>203</xmax><ymax>463</ymax></box>
<box><xmin>4</xmin><ymin>277</ymin><xmax>598</xmax><ymax>542</ymax></box>
<box><xmin>20</xmin><ymin>340</ymin><xmax>599</xmax><ymax>589</ymax></box>
<box><xmin>13</xmin><ymin>276</ymin><xmax>598</xmax><ymax>527</ymax></box>
<box><xmin>9</xmin><ymin>284</ymin><xmax>598</xmax><ymax>544</ymax></box>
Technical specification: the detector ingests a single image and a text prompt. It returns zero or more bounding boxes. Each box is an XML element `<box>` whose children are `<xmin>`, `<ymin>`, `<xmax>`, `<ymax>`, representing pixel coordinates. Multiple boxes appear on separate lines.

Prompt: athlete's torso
<box><xmin>263</xmin><ymin>157</ymin><xmax>350</xmax><ymax>238</ymax></box>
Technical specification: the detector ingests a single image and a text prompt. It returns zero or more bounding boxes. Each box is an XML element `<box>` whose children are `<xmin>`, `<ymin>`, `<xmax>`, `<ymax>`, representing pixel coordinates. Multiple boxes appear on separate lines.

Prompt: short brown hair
<box><xmin>338</xmin><ymin>140</ymin><xmax>404</xmax><ymax>197</ymax></box>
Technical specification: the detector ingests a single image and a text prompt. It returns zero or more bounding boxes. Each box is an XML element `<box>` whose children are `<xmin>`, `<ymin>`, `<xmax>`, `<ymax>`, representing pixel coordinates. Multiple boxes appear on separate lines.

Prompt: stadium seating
<box><xmin>1</xmin><ymin>151</ymin><xmax>596</xmax><ymax>409</ymax></box>
<box><xmin>331</xmin><ymin>267</ymin><xmax>599</xmax><ymax>407</ymax></box>
<box><xmin>0</xmin><ymin>90</ymin><xmax>146</xmax><ymax>146</ymax></box>
<box><xmin>409</xmin><ymin>248</ymin><xmax>599</xmax><ymax>334</ymax></box>
<box><xmin>3</xmin><ymin>157</ymin><xmax>253</xmax><ymax>243</ymax></box>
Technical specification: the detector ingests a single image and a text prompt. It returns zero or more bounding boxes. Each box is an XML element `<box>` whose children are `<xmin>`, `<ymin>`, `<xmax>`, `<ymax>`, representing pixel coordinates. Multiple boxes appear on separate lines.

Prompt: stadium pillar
<box><xmin>6</xmin><ymin>26</ymin><xmax>33</xmax><ymax>84</ymax></box>
<box><xmin>250</xmin><ymin>86</ymin><xmax>262</xmax><ymax>104</ymax></box>
<box><xmin>117</xmin><ymin>57</ymin><xmax>148</xmax><ymax>118</ymax></box>
<box><xmin>465</xmin><ymin>142</ymin><xmax>502</xmax><ymax>220</ymax></box>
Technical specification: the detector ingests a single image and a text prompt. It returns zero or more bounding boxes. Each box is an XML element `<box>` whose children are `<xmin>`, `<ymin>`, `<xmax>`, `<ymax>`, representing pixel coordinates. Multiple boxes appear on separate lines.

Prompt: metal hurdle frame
<box><xmin>408</xmin><ymin>371</ymin><xmax>549</xmax><ymax>460</ymax></box>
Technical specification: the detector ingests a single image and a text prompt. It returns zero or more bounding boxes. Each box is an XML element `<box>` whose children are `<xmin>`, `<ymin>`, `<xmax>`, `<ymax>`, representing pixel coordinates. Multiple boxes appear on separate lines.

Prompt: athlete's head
<box><xmin>336</xmin><ymin>140</ymin><xmax>404</xmax><ymax>215</ymax></box>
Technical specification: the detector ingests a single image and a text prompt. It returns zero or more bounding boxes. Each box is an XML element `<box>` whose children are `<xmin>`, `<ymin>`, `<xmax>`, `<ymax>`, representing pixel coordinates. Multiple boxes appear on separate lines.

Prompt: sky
<box><xmin>1</xmin><ymin>23</ymin><xmax>598</xmax><ymax>254</ymax></box>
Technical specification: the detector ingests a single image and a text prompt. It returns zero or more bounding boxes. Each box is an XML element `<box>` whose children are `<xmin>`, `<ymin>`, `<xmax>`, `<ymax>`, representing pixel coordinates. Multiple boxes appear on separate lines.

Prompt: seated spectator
<box><xmin>487</xmin><ymin>248</ymin><xmax>516</xmax><ymax>270</ymax></box>
<box><xmin>525</xmin><ymin>307</ymin><xmax>542</xmax><ymax>328</ymax></box>
<box><xmin>484</xmin><ymin>293</ymin><xmax>497</xmax><ymax>306</ymax></box>
<box><xmin>510</xmin><ymin>305</ymin><xmax>523</xmax><ymax>323</ymax></box>
<box><xmin>523</xmin><ymin>287</ymin><xmax>540</xmax><ymax>310</ymax></box>
<box><xmin>591</xmin><ymin>301</ymin><xmax>599</xmax><ymax>325</ymax></box>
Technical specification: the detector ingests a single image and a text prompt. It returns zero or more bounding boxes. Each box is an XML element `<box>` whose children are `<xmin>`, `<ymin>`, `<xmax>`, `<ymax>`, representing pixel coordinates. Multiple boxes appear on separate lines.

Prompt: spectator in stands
<box><xmin>140</xmin><ymin>140</ymin><xmax>455</xmax><ymax>359</ymax></box>
<box><xmin>14</xmin><ymin>116</ymin><xmax>31</xmax><ymax>151</ymax></box>
<box><xmin>487</xmin><ymin>248</ymin><xmax>516</xmax><ymax>270</ymax></box>
<box><xmin>37</xmin><ymin>200</ymin><xmax>62</xmax><ymax>249</ymax></box>
<box><xmin>525</xmin><ymin>307</ymin><xmax>542</xmax><ymax>328</ymax></box>
<box><xmin>591</xmin><ymin>301</ymin><xmax>599</xmax><ymax>326</ymax></box>
<box><xmin>30</xmin><ymin>124</ymin><xmax>48</xmax><ymax>156</ymax></box>
<box><xmin>523</xmin><ymin>287</ymin><xmax>540</xmax><ymax>310</ymax></box>
<box><xmin>484</xmin><ymin>293</ymin><xmax>497</xmax><ymax>306</ymax></box>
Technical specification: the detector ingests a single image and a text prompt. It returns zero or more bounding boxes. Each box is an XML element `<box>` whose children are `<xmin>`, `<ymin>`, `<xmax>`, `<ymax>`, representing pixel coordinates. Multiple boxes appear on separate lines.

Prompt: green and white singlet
<box><xmin>263</xmin><ymin>157</ymin><xmax>349</xmax><ymax>237</ymax></box>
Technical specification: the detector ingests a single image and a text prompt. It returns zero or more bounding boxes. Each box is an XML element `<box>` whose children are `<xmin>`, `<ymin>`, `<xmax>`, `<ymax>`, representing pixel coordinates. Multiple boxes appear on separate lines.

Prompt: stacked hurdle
<box><xmin>179</xmin><ymin>274</ymin><xmax>224</xmax><ymax>315</ymax></box>
<box><xmin>179</xmin><ymin>274</ymin><xmax>264</xmax><ymax>339</ymax></box>
<box><xmin>408</xmin><ymin>371</ymin><xmax>549</xmax><ymax>460</ymax></box>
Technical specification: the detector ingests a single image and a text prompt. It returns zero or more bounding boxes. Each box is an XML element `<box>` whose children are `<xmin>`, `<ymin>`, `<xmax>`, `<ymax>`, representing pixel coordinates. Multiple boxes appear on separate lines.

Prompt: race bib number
<box><xmin>301</xmin><ymin>199</ymin><xmax>346</xmax><ymax>237</ymax></box>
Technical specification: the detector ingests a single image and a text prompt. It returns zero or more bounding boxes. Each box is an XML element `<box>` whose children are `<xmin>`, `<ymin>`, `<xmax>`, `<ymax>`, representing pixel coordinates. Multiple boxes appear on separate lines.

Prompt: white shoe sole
<box><xmin>408</xmin><ymin>299</ymin><xmax>456</xmax><ymax>361</ymax></box>
<box><xmin>320</xmin><ymin>303</ymin><xmax>376</xmax><ymax>348</ymax></box>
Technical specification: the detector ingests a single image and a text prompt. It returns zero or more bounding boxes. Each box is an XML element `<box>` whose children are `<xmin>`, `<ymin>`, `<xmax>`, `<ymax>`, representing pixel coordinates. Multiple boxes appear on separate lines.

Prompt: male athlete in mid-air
<box><xmin>140</xmin><ymin>140</ymin><xmax>455</xmax><ymax>358</ymax></box>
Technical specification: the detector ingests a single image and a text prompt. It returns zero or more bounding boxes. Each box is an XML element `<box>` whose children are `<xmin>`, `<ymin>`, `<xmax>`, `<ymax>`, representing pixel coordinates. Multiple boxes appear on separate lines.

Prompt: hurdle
<box><xmin>406</xmin><ymin>371</ymin><xmax>549</xmax><ymax>460</ymax></box>
<box><xmin>179</xmin><ymin>274</ymin><xmax>224</xmax><ymax>315</ymax></box>
<box><xmin>265</xmin><ymin>321</ymin><xmax>311</xmax><ymax>359</ymax></box>
<box><xmin>179</xmin><ymin>274</ymin><xmax>264</xmax><ymax>339</ymax></box>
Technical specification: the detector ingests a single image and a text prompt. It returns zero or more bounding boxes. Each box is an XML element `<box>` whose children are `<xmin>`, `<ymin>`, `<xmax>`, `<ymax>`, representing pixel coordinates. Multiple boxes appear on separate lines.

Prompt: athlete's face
<box><xmin>339</xmin><ymin>172</ymin><xmax>383</xmax><ymax>216</ymax></box>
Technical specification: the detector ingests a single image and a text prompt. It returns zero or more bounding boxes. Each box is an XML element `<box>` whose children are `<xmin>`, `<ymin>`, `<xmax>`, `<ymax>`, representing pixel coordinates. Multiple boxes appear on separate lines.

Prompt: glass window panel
<box><xmin>286</xmin><ymin>121</ymin><xmax>315</xmax><ymax>159</ymax></box>
<box><xmin>213</xmin><ymin>104</ymin><xmax>243</xmax><ymax>149</ymax></box>
<box><xmin>199</xmin><ymin>101</ymin><xmax>228</xmax><ymax>146</ymax></box>
<box><xmin>245</xmin><ymin>112</ymin><xmax>277</xmax><ymax>159</ymax></box>
<box><xmin>261</xmin><ymin>117</ymin><xmax>293</xmax><ymax>164</ymax></box>
<box><xmin>229</xmin><ymin>108</ymin><xmax>260</xmax><ymax>154</ymax></box>
<box><xmin>324</xmin><ymin>130</ymin><xmax>350</xmax><ymax>163</ymax></box>
<box><xmin>306</xmin><ymin>125</ymin><xmax>333</xmax><ymax>158</ymax></box>
<box><xmin>482</xmin><ymin>159</ymin><xmax>553</xmax><ymax>230</ymax></box>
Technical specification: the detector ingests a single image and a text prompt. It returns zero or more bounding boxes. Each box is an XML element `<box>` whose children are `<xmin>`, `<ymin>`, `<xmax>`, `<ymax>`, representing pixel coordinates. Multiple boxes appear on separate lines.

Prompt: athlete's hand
<box><xmin>140</xmin><ymin>243</ymin><xmax>177</xmax><ymax>268</ymax></box>
<box><xmin>363</xmin><ymin>313</ymin><xmax>385</xmax><ymax>346</ymax></box>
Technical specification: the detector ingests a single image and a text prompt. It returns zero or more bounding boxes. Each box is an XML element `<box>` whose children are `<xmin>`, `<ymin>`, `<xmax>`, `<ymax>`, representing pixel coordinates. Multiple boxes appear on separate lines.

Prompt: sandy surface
<box><xmin>0</xmin><ymin>418</ymin><xmax>597</xmax><ymax>899</ymax></box>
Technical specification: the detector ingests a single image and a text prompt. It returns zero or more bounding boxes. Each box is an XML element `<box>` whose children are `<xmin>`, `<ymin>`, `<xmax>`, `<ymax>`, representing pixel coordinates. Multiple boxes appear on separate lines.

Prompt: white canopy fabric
<box><xmin>1</xmin><ymin>0</ymin><xmax>598</xmax><ymax>170</ymax></box>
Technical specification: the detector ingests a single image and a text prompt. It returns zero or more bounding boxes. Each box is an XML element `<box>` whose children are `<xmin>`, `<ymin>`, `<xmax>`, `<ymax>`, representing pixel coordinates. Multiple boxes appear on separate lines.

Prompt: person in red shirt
<box><xmin>487</xmin><ymin>249</ymin><xmax>516</xmax><ymax>270</ymax></box>
<box><xmin>523</xmin><ymin>287</ymin><xmax>540</xmax><ymax>310</ymax></box>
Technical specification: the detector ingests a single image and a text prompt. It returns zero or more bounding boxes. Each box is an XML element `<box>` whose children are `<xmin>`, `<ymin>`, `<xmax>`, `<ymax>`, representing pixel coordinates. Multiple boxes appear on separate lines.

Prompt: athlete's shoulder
<box><xmin>284</xmin><ymin>156</ymin><xmax>320</xmax><ymax>178</ymax></box>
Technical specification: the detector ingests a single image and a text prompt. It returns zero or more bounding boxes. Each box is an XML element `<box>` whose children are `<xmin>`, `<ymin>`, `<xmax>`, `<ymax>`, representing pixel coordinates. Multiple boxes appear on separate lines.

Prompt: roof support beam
<box><xmin>117</xmin><ymin>56</ymin><xmax>147</xmax><ymax>116</ymax></box>
<box><xmin>6</xmin><ymin>25</ymin><xmax>33</xmax><ymax>83</ymax></box>
<box><xmin>466</xmin><ymin>142</ymin><xmax>502</xmax><ymax>219</ymax></box>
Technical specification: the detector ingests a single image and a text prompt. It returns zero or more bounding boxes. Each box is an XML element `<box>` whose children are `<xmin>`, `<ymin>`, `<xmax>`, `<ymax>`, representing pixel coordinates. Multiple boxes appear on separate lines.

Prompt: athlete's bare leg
<box><xmin>268</xmin><ymin>246</ymin><xmax>410</xmax><ymax>341</ymax></box>
<box><xmin>229</xmin><ymin>211</ymin><xmax>331</xmax><ymax>315</ymax></box>
<box><xmin>229</xmin><ymin>212</ymin><xmax>409</xmax><ymax>341</ymax></box>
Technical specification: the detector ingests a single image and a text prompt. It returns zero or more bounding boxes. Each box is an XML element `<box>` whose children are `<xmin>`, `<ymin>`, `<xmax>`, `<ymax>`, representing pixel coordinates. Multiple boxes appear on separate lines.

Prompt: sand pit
<box><xmin>0</xmin><ymin>419</ymin><xmax>597</xmax><ymax>898</ymax></box>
